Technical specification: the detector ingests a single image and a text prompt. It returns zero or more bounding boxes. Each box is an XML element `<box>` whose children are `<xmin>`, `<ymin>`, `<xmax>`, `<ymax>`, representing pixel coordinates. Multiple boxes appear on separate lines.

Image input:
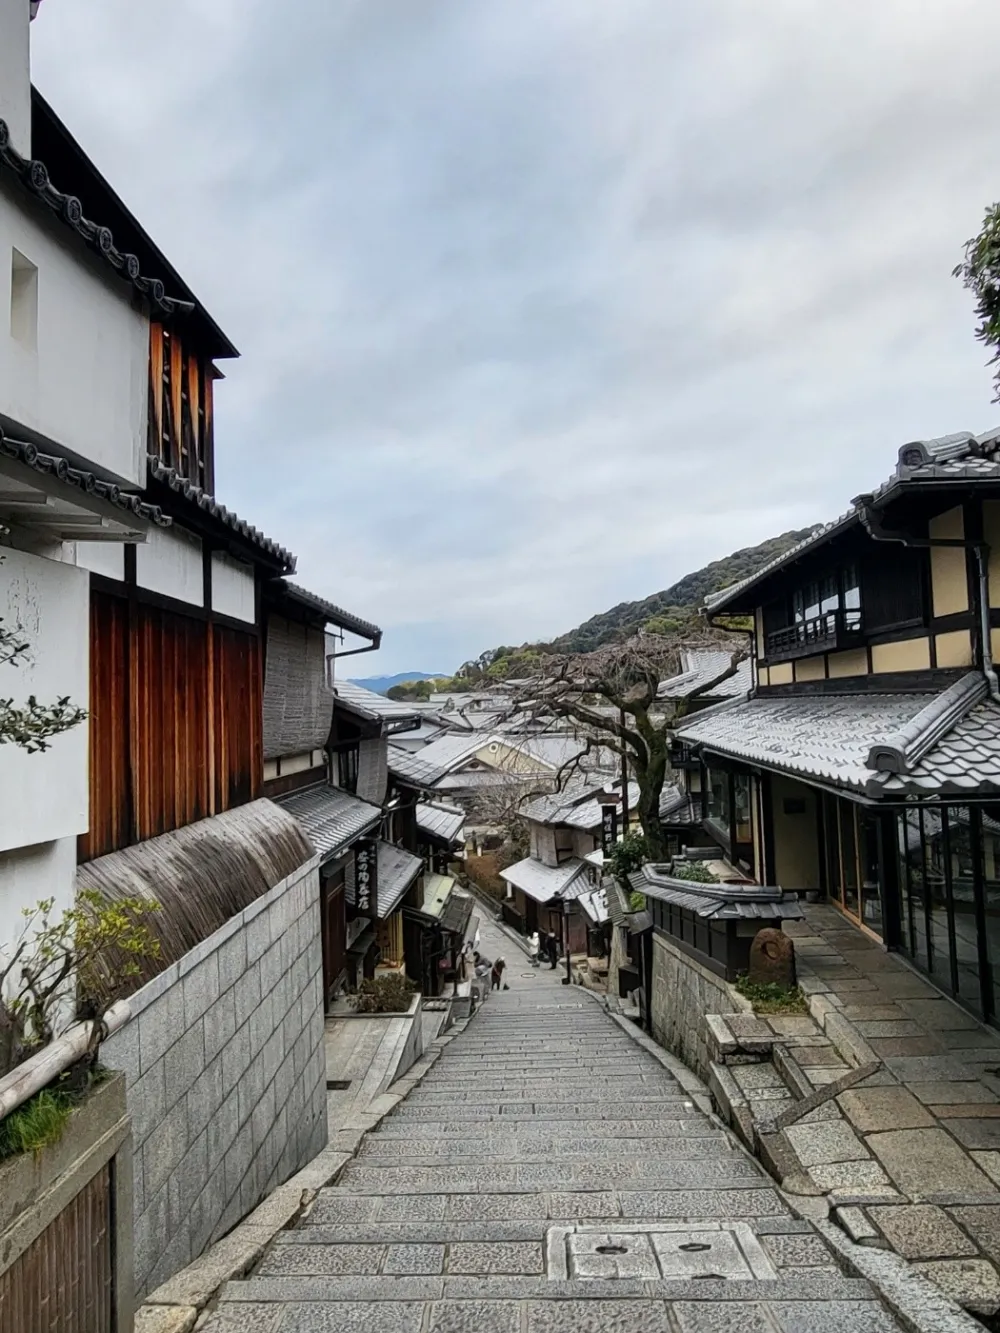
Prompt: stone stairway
<box><xmin>200</xmin><ymin>942</ymin><xmax>903</xmax><ymax>1332</ymax></box>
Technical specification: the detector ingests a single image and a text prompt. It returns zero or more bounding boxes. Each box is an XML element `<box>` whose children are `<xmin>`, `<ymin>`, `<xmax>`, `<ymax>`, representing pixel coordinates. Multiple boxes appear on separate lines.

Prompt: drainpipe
<box><xmin>854</xmin><ymin>497</ymin><xmax>1000</xmax><ymax>703</ymax></box>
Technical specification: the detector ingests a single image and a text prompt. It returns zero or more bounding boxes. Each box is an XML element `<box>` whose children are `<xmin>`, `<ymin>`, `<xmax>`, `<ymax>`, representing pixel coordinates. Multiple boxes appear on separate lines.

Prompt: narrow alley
<box><xmin>201</xmin><ymin>919</ymin><xmax>903</xmax><ymax>1333</ymax></box>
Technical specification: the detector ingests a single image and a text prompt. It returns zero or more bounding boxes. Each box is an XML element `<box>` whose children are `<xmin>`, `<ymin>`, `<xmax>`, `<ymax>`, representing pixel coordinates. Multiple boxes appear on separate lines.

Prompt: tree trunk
<box><xmin>635</xmin><ymin>735</ymin><xmax>669</xmax><ymax>861</ymax></box>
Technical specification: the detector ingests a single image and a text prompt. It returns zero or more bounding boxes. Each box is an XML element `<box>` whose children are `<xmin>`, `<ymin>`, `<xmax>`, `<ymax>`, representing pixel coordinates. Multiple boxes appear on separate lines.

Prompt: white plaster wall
<box><xmin>0</xmin><ymin>0</ymin><xmax>31</xmax><ymax>158</ymax></box>
<box><xmin>0</xmin><ymin>836</ymin><xmax>77</xmax><ymax>974</ymax></box>
<box><xmin>0</xmin><ymin>546</ymin><xmax>89</xmax><ymax>851</ymax></box>
<box><xmin>75</xmin><ymin>541</ymin><xmax>126</xmax><ymax>583</ymax></box>
<box><xmin>211</xmin><ymin>552</ymin><xmax>255</xmax><ymax>623</ymax></box>
<box><xmin>136</xmin><ymin>524</ymin><xmax>203</xmax><ymax>606</ymax></box>
<box><xmin>0</xmin><ymin>179</ymin><xmax>148</xmax><ymax>486</ymax></box>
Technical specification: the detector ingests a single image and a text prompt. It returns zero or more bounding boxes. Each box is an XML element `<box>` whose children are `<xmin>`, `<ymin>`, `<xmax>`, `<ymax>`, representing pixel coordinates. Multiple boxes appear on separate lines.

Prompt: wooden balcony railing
<box><xmin>766</xmin><ymin>611</ymin><xmax>862</xmax><ymax>663</ymax></box>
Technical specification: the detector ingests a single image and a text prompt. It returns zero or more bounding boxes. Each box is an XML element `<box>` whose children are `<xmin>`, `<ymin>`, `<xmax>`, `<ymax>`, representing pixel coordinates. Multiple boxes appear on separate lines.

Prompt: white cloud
<box><xmin>31</xmin><ymin>0</ymin><xmax>1000</xmax><ymax>673</ymax></box>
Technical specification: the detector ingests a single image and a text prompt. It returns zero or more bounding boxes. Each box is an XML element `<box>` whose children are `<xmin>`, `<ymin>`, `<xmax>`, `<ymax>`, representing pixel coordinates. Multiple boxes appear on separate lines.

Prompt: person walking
<box><xmin>546</xmin><ymin>932</ymin><xmax>559</xmax><ymax>970</ymax></box>
<box><xmin>527</xmin><ymin>931</ymin><xmax>540</xmax><ymax>966</ymax></box>
<box><xmin>491</xmin><ymin>957</ymin><xmax>507</xmax><ymax>990</ymax></box>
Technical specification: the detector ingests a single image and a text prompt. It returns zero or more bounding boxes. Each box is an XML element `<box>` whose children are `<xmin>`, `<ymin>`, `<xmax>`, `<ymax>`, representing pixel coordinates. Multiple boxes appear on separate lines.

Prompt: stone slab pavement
<box><xmin>196</xmin><ymin>915</ymin><xmax>908</xmax><ymax>1333</ymax></box>
<box><xmin>768</xmin><ymin>905</ymin><xmax>1000</xmax><ymax>1315</ymax></box>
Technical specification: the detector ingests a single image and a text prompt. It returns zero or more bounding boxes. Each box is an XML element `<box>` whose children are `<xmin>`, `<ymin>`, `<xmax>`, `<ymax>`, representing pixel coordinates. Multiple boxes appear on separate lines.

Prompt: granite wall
<box><xmin>102</xmin><ymin>853</ymin><xmax>327</xmax><ymax>1297</ymax></box>
<box><xmin>649</xmin><ymin>931</ymin><xmax>742</xmax><ymax>1081</ymax></box>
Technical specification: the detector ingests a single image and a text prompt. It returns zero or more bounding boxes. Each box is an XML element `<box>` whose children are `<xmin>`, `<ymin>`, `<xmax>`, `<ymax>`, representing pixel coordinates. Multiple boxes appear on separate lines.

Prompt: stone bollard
<box><xmin>748</xmin><ymin>927</ymin><xmax>796</xmax><ymax>987</ymax></box>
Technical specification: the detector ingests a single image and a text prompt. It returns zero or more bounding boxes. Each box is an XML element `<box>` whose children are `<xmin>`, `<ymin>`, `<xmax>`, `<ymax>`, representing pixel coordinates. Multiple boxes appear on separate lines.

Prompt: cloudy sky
<box><xmin>31</xmin><ymin>1</ymin><xmax>1000</xmax><ymax>676</ymax></box>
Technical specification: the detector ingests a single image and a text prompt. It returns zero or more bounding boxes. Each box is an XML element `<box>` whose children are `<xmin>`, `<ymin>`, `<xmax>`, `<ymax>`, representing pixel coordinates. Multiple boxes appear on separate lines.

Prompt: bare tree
<box><xmin>507</xmin><ymin>632</ymin><xmax>747</xmax><ymax>860</ymax></box>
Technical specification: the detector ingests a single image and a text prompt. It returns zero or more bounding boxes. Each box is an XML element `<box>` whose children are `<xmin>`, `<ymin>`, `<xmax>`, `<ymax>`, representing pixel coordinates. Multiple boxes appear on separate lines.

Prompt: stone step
<box><xmin>335</xmin><ymin>1159</ymin><xmax>764</xmax><ymax>1193</ymax></box>
<box><xmin>385</xmin><ymin>1103</ymin><xmax>697</xmax><ymax>1120</ymax></box>
<box><xmin>359</xmin><ymin>1135</ymin><xmax>731</xmax><ymax>1158</ymax></box>
<box><xmin>302</xmin><ymin>1186</ymin><xmax>794</xmax><ymax>1226</ymax></box>
<box><xmin>371</xmin><ymin>1118</ymin><xmax>715</xmax><ymax>1139</ymax></box>
<box><xmin>219</xmin><ymin>1273</ymin><xmax>879</xmax><ymax>1304</ymax></box>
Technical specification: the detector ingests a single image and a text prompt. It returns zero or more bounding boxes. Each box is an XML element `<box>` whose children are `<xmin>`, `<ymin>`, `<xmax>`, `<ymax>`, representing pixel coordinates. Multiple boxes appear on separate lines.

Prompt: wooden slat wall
<box><xmin>148</xmin><ymin>323</ymin><xmax>215</xmax><ymax>491</ymax></box>
<box><xmin>0</xmin><ymin>1162</ymin><xmax>112</xmax><ymax>1333</ymax></box>
<box><xmin>82</xmin><ymin>592</ymin><xmax>263</xmax><ymax>862</ymax></box>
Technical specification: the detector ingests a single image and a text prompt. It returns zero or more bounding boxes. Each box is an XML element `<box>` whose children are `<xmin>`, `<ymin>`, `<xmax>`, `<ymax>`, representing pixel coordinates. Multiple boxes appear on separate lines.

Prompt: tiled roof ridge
<box><xmin>641</xmin><ymin>864</ymin><xmax>784</xmax><ymax>903</ymax></box>
<box><xmin>148</xmin><ymin>455</ymin><xmax>295</xmax><ymax>570</ymax></box>
<box><xmin>865</xmin><ymin>671</ymin><xmax>988</xmax><ymax>775</ymax></box>
<box><xmin>1</xmin><ymin>432</ymin><xmax>171</xmax><ymax>526</ymax></box>
<box><xmin>0</xmin><ymin>119</ymin><xmax>194</xmax><ymax>318</ymax></box>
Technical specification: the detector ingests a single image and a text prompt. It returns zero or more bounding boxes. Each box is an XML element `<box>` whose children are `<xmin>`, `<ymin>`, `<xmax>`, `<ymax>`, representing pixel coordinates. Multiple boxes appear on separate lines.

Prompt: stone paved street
<box><xmin>202</xmin><ymin>918</ymin><xmax>904</xmax><ymax>1332</ymax></box>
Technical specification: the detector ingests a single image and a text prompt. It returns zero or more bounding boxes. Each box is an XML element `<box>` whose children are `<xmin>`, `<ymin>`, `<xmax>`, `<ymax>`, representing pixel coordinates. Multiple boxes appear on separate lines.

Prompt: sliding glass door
<box><xmin>822</xmin><ymin>794</ymin><xmax>883</xmax><ymax>937</ymax></box>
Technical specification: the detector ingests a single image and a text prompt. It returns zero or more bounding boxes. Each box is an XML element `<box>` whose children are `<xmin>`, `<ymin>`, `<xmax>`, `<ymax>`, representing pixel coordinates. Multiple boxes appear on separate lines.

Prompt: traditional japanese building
<box><xmin>679</xmin><ymin>430</ymin><xmax>1000</xmax><ymax>1023</ymax></box>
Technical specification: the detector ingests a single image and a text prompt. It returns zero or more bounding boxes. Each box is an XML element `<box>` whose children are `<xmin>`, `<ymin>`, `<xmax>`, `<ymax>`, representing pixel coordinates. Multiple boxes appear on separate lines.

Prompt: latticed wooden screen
<box><xmin>0</xmin><ymin>1162</ymin><xmax>114</xmax><ymax>1333</ymax></box>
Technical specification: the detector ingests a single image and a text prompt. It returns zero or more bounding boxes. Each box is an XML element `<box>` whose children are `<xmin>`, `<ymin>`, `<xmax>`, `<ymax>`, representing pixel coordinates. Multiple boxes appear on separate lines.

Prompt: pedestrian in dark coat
<box><xmin>491</xmin><ymin>957</ymin><xmax>507</xmax><ymax>990</ymax></box>
<box><xmin>546</xmin><ymin>932</ymin><xmax>559</xmax><ymax>969</ymax></box>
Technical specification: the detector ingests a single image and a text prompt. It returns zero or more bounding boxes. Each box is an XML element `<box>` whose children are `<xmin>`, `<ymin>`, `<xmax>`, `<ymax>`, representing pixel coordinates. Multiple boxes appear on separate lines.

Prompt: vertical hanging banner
<box><xmin>600</xmin><ymin>804</ymin><xmax>619</xmax><ymax>859</ymax></box>
<box><xmin>354</xmin><ymin>838</ymin><xmax>379</xmax><ymax>920</ymax></box>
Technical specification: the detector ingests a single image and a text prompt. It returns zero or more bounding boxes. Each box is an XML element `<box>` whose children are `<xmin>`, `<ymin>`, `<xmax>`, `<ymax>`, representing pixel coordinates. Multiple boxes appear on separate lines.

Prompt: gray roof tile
<box><xmin>416</xmin><ymin>801</ymin><xmax>466</xmax><ymax>845</ymax></box>
<box><xmin>274</xmin><ymin>784</ymin><xmax>382</xmax><ymax>860</ymax></box>
<box><xmin>499</xmin><ymin>856</ymin><xmax>590</xmax><ymax>904</ymax></box>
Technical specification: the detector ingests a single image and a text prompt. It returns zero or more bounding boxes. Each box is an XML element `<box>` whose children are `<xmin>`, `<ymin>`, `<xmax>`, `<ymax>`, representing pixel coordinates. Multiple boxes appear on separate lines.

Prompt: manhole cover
<box><xmin>546</xmin><ymin>1224</ymin><xmax>777</xmax><ymax>1281</ymax></box>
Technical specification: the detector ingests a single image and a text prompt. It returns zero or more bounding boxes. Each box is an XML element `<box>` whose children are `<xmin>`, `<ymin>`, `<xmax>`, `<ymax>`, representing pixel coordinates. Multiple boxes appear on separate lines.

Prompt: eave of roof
<box><xmin>29</xmin><ymin>90</ymin><xmax>237</xmax><ymax>359</ymax></box>
<box><xmin>274</xmin><ymin>581</ymin><xmax>381</xmax><ymax>643</ymax></box>
<box><xmin>630</xmin><ymin>866</ymin><xmax>804</xmax><ymax>921</ymax></box>
<box><xmin>0</xmin><ymin>433</ymin><xmax>170</xmax><ymax>533</ymax></box>
<box><xmin>0</xmin><ymin>109</ymin><xmax>197</xmax><ymax>328</ymax></box>
<box><xmin>333</xmin><ymin>680</ymin><xmax>421</xmax><ymax>729</ymax></box>
<box><xmin>148</xmin><ymin>456</ymin><xmax>295</xmax><ymax>571</ymax></box>
<box><xmin>705</xmin><ymin>429</ymin><xmax>1000</xmax><ymax>614</ymax></box>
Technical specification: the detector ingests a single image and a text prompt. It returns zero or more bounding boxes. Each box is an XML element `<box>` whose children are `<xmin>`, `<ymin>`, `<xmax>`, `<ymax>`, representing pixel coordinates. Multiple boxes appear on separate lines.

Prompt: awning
<box><xmin>440</xmin><ymin>888</ymin><xmax>474</xmax><ymax>937</ymax></box>
<box><xmin>422</xmin><ymin>873</ymin><xmax>455</xmax><ymax>918</ymax></box>
<box><xmin>274</xmin><ymin>784</ymin><xmax>382</xmax><ymax>861</ymax></box>
<box><xmin>499</xmin><ymin>856</ymin><xmax>589</xmax><ymax>905</ymax></box>
<box><xmin>416</xmin><ymin>801</ymin><xmax>466</xmax><ymax>846</ymax></box>
<box><xmin>376</xmin><ymin>840</ymin><xmax>423</xmax><ymax>918</ymax></box>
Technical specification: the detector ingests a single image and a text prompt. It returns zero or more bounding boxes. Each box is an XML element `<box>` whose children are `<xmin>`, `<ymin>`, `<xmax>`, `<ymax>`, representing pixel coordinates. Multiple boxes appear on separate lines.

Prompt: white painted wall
<box><xmin>136</xmin><ymin>524</ymin><xmax>203</xmax><ymax>606</ymax></box>
<box><xmin>0</xmin><ymin>179</ymin><xmax>148</xmax><ymax>486</ymax></box>
<box><xmin>0</xmin><ymin>836</ymin><xmax>77</xmax><ymax>984</ymax></box>
<box><xmin>0</xmin><ymin>0</ymin><xmax>31</xmax><ymax>158</ymax></box>
<box><xmin>211</xmin><ymin>552</ymin><xmax>255</xmax><ymax>623</ymax></box>
<box><xmin>0</xmin><ymin>546</ymin><xmax>89</xmax><ymax>852</ymax></box>
<box><xmin>75</xmin><ymin>541</ymin><xmax>125</xmax><ymax>583</ymax></box>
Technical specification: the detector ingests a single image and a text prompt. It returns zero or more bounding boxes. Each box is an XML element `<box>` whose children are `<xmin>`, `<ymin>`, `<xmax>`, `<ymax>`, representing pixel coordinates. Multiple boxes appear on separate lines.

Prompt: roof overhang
<box><xmin>0</xmin><ymin>439</ymin><xmax>167</xmax><ymax>542</ymax></box>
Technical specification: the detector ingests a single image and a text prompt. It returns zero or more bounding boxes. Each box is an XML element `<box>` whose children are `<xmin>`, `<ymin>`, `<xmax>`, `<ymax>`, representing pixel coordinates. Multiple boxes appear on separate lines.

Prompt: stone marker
<box><xmin>748</xmin><ymin>928</ymin><xmax>796</xmax><ymax>988</ymax></box>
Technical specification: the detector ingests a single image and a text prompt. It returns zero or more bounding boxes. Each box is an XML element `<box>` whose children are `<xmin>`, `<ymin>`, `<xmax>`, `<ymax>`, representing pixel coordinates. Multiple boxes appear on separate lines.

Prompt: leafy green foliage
<box><xmin>349</xmin><ymin>974</ymin><xmax>416</xmax><ymax>1014</ymax></box>
<box><xmin>734</xmin><ymin>975</ymin><xmax>808</xmax><ymax>1015</ymax></box>
<box><xmin>605</xmin><ymin>830</ymin><xmax>651</xmax><ymax>887</ymax></box>
<box><xmin>955</xmin><ymin>203</ymin><xmax>1000</xmax><ymax>402</ymax></box>
<box><xmin>628</xmin><ymin>890</ymin><xmax>647</xmax><ymax>911</ymax></box>
<box><xmin>669</xmin><ymin>860</ymin><xmax>718</xmax><ymax>883</ymax></box>
<box><xmin>0</xmin><ymin>891</ymin><xmax>161</xmax><ymax>1078</ymax></box>
<box><xmin>0</xmin><ymin>615</ymin><xmax>86</xmax><ymax>752</ymax></box>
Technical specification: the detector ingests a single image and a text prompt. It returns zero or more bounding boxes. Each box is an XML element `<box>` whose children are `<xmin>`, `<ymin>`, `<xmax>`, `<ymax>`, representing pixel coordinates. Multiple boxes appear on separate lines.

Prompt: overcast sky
<box><xmin>31</xmin><ymin>1</ymin><xmax>1000</xmax><ymax>676</ymax></box>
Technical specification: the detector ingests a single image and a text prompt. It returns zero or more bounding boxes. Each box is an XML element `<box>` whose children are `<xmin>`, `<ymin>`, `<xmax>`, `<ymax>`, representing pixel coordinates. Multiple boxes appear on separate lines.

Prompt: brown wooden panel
<box><xmin>213</xmin><ymin>625</ymin><xmax>262</xmax><ymax>813</ymax></box>
<box><xmin>80</xmin><ymin>592</ymin><xmax>129</xmax><ymax>863</ymax></box>
<box><xmin>0</xmin><ymin>1161</ymin><xmax>112</xmax><ymax>1333</ymax></box>
<box><xmin>186</xmin><ymin>354</ymin><xmax>201</xmax><ymax>486</ymax></box>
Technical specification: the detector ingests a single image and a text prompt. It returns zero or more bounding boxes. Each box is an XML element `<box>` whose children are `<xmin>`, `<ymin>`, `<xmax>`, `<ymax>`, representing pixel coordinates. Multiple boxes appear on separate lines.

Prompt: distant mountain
<box><xmin>464</xmin><ymin>529</ymin><xmax>819</xmax><ymax>677</ymax></box>
<box><xmin>545</xmin><ymin>528</ymin><xmax>818</xmax><ymax>654</ymax></box>
<box><xmin>347</xmin><ymin>671</ymin><xmax>446</xmax><ymax>697</ymax></box>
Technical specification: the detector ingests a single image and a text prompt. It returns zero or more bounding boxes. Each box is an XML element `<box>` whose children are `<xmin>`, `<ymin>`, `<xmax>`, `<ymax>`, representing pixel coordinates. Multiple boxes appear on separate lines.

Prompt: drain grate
<box><xmin>326</xmin><ymin>1079</ymin><xmax>352</xmax><ymax>1090</ymax></box>
<box><xmin>546</xmin><ymin>1223</ymin><xmax>778</xmax><ymax>1282</ymax></box>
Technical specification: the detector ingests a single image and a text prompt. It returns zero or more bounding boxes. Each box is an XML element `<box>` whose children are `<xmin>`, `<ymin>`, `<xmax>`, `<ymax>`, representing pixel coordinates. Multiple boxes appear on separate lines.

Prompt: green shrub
<box><xmin>605</xmin><ymin>831</ymin><xmax>650</xmax><ymax>887</ymax></box>
<box><xmin>349</xmin><ymin>975</ymin><xmax>416</xmax><ymax>1014</ymax></box>
<box><xmin>734</xmin><ymin>975</ymin><xmax>808</xmax><ymax>1015</ymax></box>
<box><xmin>669</xmin><ymin>859</ymin><xmax>717</xmax><ymax>883</ymax></box>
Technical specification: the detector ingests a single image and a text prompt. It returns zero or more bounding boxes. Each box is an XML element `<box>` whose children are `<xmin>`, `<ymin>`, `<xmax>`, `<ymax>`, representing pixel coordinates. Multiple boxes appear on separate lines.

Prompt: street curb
<box><xmin>139</xmin><ymin>1019</ymin><xmax>474</xmax><ymax>1329</ymax></box>
<box><xmin>813</xmin><ymin>1216</ymin><xmax>984</xmax><ymax>1333</ymax></box>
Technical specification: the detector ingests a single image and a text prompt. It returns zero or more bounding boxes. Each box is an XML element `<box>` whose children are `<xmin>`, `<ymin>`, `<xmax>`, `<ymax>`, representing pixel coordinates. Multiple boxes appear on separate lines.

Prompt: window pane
<box><xmin>858</xmin><ymin>811</ymin><xmax>882</xmax><ymax>934</ymax></box>
<box><xmin>804</xmin><ymin>583</ymin><xmax>820</xmax><ymax>621</ymax></box>
<box><xmin>733</xmin><ymin>772</ymin><xmax>752</xmax><ymax>845</ymax></box>
<box><xmin>820</xmin><ymin>575</ymin><xmax>840</xmax><ymax>616</ymax></box>
<box><xmin>843</xmin><ymin>565</ymin><xmax>861</xmax><ymax>628</ymax></box>
<box><xmin>904</xmin><ymin>809</ymin><xmax>930</xmax><ymax>970</ymax></box>
<box><xmin>839</xmin><ymin>803</ymin><xmax>859</xmax><ymax>916</ymax></box>
<box><xmin>707</xmin><ymin>767</ymin><xmax>729</xmax><ymax>831</ymax></box>
<box><xmin>925</xmin><ymin>809</ymin><xmax>953</xmax><ymax>994</ymax></box>
<box><xmin>793</xmin><ymin>590</ymin><xmax>805</xmax><ymax>624</ymax></box>
<box><xmin>981</xmin><ymin>805</ymin><xmax>1000</xmax><ymax>1021</ymax></box>
<box><xmin>947</xmin><ymin>807</ymin><xmax>983</xmax><ymax>1015</ymax></box>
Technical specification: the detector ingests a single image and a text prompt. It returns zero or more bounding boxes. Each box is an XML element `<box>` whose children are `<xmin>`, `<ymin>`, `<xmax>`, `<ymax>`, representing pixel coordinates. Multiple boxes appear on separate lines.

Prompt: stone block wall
<box><xmin>102</xmin><ymin>853</ymin><xmax>327</xmax><ymax>1297</ymax></box>
<box><xmin>650</xmin><ymin>931</ymin><xmax>740</xmax><ymax>1081</ymax></box>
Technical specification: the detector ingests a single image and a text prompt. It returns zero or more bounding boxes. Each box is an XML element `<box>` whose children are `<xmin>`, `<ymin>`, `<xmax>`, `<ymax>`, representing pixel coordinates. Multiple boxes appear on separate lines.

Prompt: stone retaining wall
<box><xmin>649</xmin><ymin>931</ymin><xmax>746</xmax><ymax>1080</ymax></box>
<box><xmin>102</xmin><ymin>853</ymin><xmax>327</xmax><ymax>1297</ymax></box>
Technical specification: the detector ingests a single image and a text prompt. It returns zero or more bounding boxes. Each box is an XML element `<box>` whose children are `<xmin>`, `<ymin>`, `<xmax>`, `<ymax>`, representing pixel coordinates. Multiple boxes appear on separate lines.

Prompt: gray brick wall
<box><xmin>102</xmin><ymin>854</ymin><xmax>327</xmax><ymax>1298</ymax></box>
